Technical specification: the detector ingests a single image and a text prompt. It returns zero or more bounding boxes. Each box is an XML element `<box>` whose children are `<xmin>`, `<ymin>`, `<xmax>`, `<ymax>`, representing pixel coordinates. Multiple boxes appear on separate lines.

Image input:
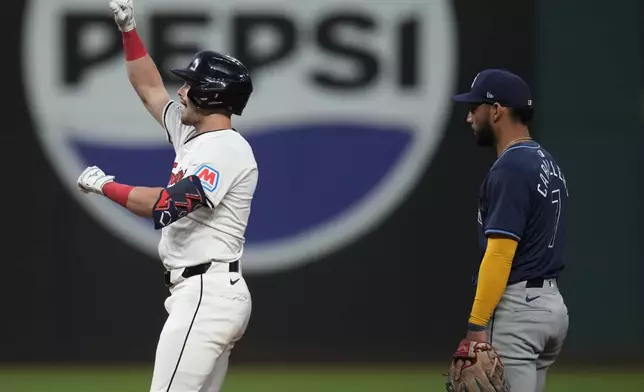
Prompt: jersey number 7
<box><xmin>548</xmin><ymin>189</ymin><xmax>562</xmax><ymax>248</ymax></box>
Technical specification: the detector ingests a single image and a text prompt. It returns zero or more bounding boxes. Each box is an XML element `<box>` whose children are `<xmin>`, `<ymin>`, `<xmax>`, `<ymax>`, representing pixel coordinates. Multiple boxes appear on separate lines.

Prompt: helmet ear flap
<box><xmin>188</xmin><ymin>83</ymin><xmax>235</xmax><ymax>112</ymax></box>
<box><xmin>187</xmin><ymin>84</ymin><xmax>216</xmax><ymax>109</ymax></box>
<box><xmin>186</xmin><ymin>87</ymin><xmax>201</xmax><ymax>109</ymax></box>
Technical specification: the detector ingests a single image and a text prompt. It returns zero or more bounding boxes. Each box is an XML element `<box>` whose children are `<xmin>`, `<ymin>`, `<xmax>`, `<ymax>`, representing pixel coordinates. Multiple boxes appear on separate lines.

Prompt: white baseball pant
<box><xmin>149</xmin><ymin>265</ymin><xmax>251</xmax><ymax>392</ymax></box>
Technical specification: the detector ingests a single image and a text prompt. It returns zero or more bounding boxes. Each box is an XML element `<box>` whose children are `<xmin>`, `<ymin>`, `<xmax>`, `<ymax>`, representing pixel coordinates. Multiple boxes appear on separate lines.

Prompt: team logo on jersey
<box><xmin>168</xmin><ymin>163</ymin><xmax>186</xmax><ymax>187</ymax></box>
<box><xmin>195</xmin><ymin>165</ymin><xmax>220</xmax><ymax>192</ymax></box>
<box><xmin>23</xmin><ymin>0</ymin><xmax>457</xmax><ymax>274</ymax></box>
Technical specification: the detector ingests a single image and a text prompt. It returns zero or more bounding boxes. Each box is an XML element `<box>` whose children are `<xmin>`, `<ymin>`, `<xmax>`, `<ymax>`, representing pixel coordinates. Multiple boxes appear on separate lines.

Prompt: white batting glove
<box><xmin>77</xmin><ymin>166</ymin><xmax>115</xmax><ymax>195</ymax></box>
<box><xmin>109</xmin><ymin>0</ymin><xmax>136</xmax><ymax>32</ymax></box>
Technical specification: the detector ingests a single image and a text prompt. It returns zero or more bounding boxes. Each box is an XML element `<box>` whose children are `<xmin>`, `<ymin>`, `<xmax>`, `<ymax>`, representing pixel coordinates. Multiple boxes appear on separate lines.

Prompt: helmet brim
<box><xmin>169</xmin><ymin>68</ymin><xmax>202</xmax><ymax>84</ymax></box>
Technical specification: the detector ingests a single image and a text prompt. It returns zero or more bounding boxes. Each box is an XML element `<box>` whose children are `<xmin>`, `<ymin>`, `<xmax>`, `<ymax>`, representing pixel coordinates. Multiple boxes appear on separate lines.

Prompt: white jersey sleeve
<box><xmin>162</xmin><ymin>100</ymin><xmax>195</xmax><ymax>151</ymax></box>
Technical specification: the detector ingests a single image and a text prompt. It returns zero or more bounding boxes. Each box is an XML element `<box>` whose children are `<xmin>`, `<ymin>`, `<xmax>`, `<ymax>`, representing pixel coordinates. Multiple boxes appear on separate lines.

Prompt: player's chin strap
<box><xmin>153</xmin><ymin>175</ymin><xmax>213</xmax><ymax>229</ymax></box>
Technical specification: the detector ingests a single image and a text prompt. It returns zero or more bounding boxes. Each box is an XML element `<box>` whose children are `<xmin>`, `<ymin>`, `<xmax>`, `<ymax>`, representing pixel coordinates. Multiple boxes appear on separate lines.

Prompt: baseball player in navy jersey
<box><xmin>446</xmin><ymin>69</ymin><xmax>570</xmax><ymax>392</ymax></box>
<box><xmin>76</xmin><ymin>1</ymin><xmax>258</xmax><ymax>391</ymax></box>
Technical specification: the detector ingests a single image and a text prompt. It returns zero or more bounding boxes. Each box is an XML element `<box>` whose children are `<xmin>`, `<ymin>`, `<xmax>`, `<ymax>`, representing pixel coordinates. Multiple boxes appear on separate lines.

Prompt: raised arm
<box><xmin>110</xmin><ymin>0</ymin><xmax>170</xmax><ymax>126</ymax></box>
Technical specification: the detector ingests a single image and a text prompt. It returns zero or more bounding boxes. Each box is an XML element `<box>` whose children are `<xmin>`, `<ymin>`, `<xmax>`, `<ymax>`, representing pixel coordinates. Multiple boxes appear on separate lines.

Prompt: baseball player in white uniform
<box><xmin>76</xmin><ymin>1</ymin><xmax>258</xmax><ymax>391</ymax></box>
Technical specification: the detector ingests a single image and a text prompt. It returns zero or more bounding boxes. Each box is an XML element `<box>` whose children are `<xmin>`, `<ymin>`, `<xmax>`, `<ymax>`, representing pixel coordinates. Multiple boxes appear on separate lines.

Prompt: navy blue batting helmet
<box><xmin>170</xmin><ymin>51</ymin><xmax>253</xmax><ymax>116</ymax></box>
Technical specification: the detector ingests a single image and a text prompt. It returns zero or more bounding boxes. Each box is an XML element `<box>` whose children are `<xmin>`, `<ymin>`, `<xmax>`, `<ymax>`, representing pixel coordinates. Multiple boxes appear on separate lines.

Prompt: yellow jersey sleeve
<box><xmin>468</xmin><ymin>237</ymin><xmax>518</xmax><ymax>329</ymax></box>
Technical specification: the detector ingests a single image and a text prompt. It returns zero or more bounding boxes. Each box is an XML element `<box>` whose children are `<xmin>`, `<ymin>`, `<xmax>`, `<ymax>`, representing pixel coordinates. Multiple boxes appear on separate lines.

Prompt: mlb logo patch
<box><xmin>195</xmin><ymin>164</ymin><xmax>220</xmax><ymax>192</ymax></box>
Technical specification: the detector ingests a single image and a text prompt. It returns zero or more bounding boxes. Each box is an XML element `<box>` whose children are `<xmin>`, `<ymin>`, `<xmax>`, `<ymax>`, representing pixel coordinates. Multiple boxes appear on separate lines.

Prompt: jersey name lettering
<box><xmin>537</xmin><ymin>149</ymin><xmax>568</xmax><ymax>198</ymax></box>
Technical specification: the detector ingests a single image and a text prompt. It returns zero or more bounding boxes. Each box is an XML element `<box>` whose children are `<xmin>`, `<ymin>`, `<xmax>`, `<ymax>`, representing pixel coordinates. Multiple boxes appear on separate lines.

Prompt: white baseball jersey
<box><xmin>157</xmin><ymin>100</ymin><xmax>258</xmax><ymax>270</ymax></box>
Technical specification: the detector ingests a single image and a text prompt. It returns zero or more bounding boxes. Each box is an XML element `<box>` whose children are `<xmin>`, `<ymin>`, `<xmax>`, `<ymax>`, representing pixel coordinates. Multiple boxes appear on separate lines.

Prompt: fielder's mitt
<box><xmin>445</xmin><ymin>338</ymin><xmax>509</xmax><ymax>392</ymax></box>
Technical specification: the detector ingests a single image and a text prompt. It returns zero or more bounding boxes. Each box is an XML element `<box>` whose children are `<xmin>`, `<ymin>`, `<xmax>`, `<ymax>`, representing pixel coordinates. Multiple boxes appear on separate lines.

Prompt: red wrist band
<box><xmin>122</xmin><ymin>29</ymin><xmax>148</xmax><ymax>61</ymax></box>
<box><xmin>103</xmin><ymin>182</ymin><xmax>135</xmax><ymax>208</ymax></box>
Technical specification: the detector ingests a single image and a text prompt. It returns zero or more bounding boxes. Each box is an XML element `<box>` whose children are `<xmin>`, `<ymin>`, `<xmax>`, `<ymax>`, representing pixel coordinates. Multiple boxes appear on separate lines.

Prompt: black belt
<box><xmin>506</xmin><ymin>277</ymin><xmax>555</xmax><ymax>288</ymax></box>
<box><xmin>525</xmin><ymin>277</ymin><xmax>558</xmax><ymax>288</ymax></box>
<box><xmin>525</xmin><ymin>278</ymin><xmax>544</xmax><ymax>288</ymax></box>
<box><xmin>164</xmin><ymin>260</ymin><xmax>239</xmax><ymax>287</ymax></box>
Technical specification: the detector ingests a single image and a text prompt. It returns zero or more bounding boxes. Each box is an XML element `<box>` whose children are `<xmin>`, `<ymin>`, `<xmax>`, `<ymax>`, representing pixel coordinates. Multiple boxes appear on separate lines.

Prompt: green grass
<box><xmin>0</xmin><ymin>365</ymin><xmax>642</xmax><ymax>391</ymax></box>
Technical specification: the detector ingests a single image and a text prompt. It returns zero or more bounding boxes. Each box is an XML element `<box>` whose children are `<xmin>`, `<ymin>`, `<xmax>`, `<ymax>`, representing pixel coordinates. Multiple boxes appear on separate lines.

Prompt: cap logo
<box><xmin>486</xmin><ymin>92</ymin><xmax>494</xmax><ymax>99</ymax></box>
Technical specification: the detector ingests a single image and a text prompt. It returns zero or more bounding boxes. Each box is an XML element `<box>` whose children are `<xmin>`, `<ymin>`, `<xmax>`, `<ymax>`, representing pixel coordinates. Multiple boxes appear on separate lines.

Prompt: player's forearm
<box><xmin>103</xmin><ymin>182</ymin><xmax>163</xmax><ymax>218</ymax></box>
<box><xmin>126</xmin><ymin>186</ymin><xmax>165</xmax><ymax>217</ymax></box>
<box><xmin>122</xmin><ymin>30</ymin><xmax>166</xmax><ymax>104</ymax></box>
<box><xmin>468</xmin><ymin>237</ymin><xmax>517</xmax><ymax>330</ymax></box>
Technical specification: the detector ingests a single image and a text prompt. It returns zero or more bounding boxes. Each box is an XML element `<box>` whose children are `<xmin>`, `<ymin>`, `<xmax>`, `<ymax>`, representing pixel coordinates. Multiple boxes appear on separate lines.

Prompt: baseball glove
<box><xmin>445</xmin><ymin>338</ymin><xmax>509</xmax><ymax>392</ymax></box>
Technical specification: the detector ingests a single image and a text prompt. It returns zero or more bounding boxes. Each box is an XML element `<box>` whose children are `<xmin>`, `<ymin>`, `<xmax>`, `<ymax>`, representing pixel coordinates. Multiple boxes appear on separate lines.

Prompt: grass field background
<box><xmin>0</xmin><ymin>365</ymin><xmax>642</xmax><ymax>391</ymax></box>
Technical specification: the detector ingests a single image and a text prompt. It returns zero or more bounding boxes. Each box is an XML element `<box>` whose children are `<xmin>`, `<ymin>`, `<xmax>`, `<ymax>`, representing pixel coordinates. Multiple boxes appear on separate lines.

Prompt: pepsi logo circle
<box><xmin>23</xmin><ymin>0</ymin><xmax>457</xmax><ymax>273</ymax></box>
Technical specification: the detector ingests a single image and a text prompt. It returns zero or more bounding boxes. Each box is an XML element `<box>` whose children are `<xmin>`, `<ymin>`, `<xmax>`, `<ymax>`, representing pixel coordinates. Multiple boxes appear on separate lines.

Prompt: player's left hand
<box><xmin>77</xmin><ymin>166</ymin><xmax>115</xmax><ymax>195</ymax></box>
<box><xmin>445</xmin><ymin>338</ymin><xmax>509</xmax><ymax>392</ymax></box>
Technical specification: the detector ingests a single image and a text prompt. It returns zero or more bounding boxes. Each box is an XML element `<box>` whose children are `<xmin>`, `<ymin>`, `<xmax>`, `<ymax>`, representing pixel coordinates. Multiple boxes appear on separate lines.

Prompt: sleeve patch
<box><xmin>195</xmin><ymin>164</ymin><xmax>220</xmax><ymax>192</ymax></box>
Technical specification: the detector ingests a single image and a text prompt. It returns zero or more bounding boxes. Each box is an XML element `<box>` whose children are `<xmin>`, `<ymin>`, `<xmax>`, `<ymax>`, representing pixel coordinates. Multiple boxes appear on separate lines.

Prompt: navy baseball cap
<box><xmin>452</xmin><ymin>69</ymin><xmax>533</xmax><ymax>108</ymax></box>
